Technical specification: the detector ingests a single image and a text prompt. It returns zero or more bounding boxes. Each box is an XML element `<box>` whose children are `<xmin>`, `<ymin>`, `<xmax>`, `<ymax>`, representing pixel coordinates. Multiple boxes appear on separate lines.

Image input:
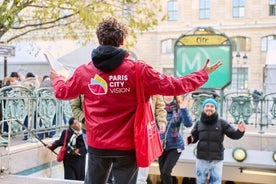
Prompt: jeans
<box><xmin>84</xmin><ymin>152</ymin><xmax>138</xmax><ymax>184</ymax></box>
<box><xmin>158</xmin><ymin>149</ymin><xmax>181</xmax><ymax>184</ymax></box>
<box><xmin>137</xmin><ymin>167</ymin><xmax>149</xmax><ymax>184</ymax></box>
<box><xmin>196</xmin><ymin>159</ymin><xmax>223</xmax><ymax>184</ymax></box>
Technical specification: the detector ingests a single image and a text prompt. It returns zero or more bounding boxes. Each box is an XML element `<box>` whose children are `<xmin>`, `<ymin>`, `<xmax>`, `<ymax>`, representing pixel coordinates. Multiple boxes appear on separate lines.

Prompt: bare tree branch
<box><xmin>11</xmin><ymin>12</ymin><xmax>78</xmax><ymax>30</ymax></box>
<box><xmin>7</xmin><ymin>21</ymin><xmax>74</xmax><ymax>42</ymax></box>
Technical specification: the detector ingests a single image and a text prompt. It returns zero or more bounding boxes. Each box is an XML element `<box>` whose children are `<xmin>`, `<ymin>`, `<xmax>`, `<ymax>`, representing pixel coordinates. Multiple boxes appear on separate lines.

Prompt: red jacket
<box><xmin>53</xmin><ymin>56</ymin><xmax>208</xmax><ymax>153</ymax></box>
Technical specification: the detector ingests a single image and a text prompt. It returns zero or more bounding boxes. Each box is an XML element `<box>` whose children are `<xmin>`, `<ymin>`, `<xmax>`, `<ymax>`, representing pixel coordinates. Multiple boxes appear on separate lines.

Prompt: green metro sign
<box><xmin>174</xmin><ymin>28</ymin><xmax>232</xmax><ymax>89</ymax></box>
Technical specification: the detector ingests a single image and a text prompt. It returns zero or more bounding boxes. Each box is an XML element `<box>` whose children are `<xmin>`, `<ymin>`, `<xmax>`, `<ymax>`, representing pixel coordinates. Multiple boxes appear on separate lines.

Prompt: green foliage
<box><xmin>0</xmin><ymin>0</ymin><xmax>164</xmax><ymax>46</ymax></box>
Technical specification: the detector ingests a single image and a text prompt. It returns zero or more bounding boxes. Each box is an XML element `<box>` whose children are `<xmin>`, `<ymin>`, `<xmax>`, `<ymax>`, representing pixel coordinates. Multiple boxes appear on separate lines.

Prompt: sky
<box><xmin>0</xmin><ymin>40</ymin><xmax>82</xmax><ymax>63</ymax></box>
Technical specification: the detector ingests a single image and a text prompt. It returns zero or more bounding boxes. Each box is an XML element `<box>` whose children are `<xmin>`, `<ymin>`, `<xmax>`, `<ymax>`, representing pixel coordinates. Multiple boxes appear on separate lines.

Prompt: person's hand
<box><xmin>238</xmin><ymin>121</ymin><xmax>246</xmax><ymax>132</ymax></box>
<box><xmin>159</xmin><ymin>123</ymin><xmax>166</xmax><ymax>134</ymax></box>
<box><xmin>186</xmin><ymin>135</ymin><xmax>193</xmax><ymax>145</ymax></box>
<box><xmin>180</xmin><ymin>96</ymin><xmax>190</xmax><ymax>108</ymax></box>
<box><xmin>202</xmin><ymin>59</ymin><xmax>222</xmax><ymax>75</ymax></box>
<box><xmin>73</xmin><ymin>149</ymin><xmax>81</xmax><ymax>155</ymax></box>
<box><xmin>49</xmin><ymin>70</ymin><xmax>58</xmax><ymax>81</ymax></box>
<box><xmin>46</xmin><ymin>143</ymin><xmax>53</xmax><ymax>148</ymax></box>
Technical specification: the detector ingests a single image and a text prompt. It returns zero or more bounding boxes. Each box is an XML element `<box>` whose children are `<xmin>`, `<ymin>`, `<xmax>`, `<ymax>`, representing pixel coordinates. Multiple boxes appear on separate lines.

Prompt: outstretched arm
<box><xmin>202</xmin><ymin>59</ymin><xmax>222</xmax><ymax>75</ymax></box>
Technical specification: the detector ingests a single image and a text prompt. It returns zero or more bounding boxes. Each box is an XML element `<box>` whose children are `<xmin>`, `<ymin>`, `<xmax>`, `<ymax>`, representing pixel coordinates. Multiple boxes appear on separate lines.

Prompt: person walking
<box><xmin>159</xmin><ymin>96</ymin><xmax>193</xmax><ymax>184</ymax></box>
<box><xmin>187</xmin><ymin>98</ymin><xmax>246</xmax><ymax>184</ymax></box>
<box><xmin>47</xmin><ymin>117</ymin><xmax>86</xmax><ymax>181</ymax></box>
<box><xmin>49</xmin><ymin>17</ymin><xmax>222</xmax><ymax>184</ymax></box>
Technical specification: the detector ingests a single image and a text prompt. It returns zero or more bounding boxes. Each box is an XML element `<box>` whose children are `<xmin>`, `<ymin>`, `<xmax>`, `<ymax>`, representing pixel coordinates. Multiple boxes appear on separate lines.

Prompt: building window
<box><xmin>199</xmin><ymin>0</ymin><xmax>210</xmax><ymax>19</ymax></box>
<box><xmin>167</xmin><ymin>0</ymin><xmax>178</xmax><ymax>21</ymax></box>
<box><xmin>269</xmin><ymin>0</ymin><xmax>276</xmax><ymax>16</ymax></box>
<box><xmin>233</xmin><ymin>0</ymin><xmax>245</xmax><ymax>18</ymax></box>
<box><xmin>161</xmin><ymin>39</ymin><xmax>176</xmax><ymax>54</ymax></box>
<box><xmin>231</xmin><ymin>36</ymin><xmax>251</xmax><ymax>52</ymax></box>
<box><xmin>230</xmin><ymin>67</ymin><xmax>248</xmax><ymax>92</ymax></box>
<box><xmin>227</xmin><ymin>48</ymin><xmax>248</xmax><ymax>93</ymax></box>
<box><xmin>261</xmin><ymin>35</ymin><xmax>276</xmax><ymax>51</ymax></box>
<box><xmin>226</xmin><ymin>67</ymin><xmax>248</xmax><ymax>92</ymax></box>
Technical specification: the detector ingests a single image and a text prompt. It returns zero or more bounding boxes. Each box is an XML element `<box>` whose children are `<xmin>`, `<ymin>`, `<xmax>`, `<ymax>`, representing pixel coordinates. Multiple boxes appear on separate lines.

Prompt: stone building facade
<box><xmin>131</xmin><ymin>0</ymin><xmax>276</xmax><ymax>93</ymax></box>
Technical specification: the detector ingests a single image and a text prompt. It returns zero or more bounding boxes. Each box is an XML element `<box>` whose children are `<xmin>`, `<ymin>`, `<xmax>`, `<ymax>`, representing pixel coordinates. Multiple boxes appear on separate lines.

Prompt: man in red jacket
<box><xmin>50</xmin><ymin>17</ymin><xmax>222</xmax><ymax>184</ymax></box>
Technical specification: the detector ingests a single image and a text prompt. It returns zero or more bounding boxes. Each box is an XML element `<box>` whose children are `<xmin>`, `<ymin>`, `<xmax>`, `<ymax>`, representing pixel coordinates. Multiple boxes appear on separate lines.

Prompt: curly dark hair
<box><xmin>96</xmin><ymin>17</ymin><xmax>128</xmax><ymax>47</ymax></box>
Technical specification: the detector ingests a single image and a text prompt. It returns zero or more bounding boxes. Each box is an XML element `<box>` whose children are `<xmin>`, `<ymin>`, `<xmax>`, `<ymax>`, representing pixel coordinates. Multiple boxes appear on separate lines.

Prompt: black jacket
<box><xmin>51</xmin><ymin>128</ymin><xmax>86</xmax><ymax>161</ymax></box>
<box><xmin>191</xmin><ymin>118</ymin><xmax>244</xmax><ymax>161</ymax></box>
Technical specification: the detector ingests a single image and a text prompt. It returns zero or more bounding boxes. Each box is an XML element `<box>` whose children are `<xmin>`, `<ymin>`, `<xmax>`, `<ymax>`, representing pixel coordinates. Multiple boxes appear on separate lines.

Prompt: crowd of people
<box><xmin>47</xmin><ymin>16</ymin><xmax>244</xmax><ymax>184</ymax></box>
<box><xmin>1</xmin><ymin>17</ymin><xmax>246</xmax><ymax>184</ymax></box>
<box><xmin>0</xmin><ymin>71</ymin><xmax>55</xmax><ymax>138</ymax></box>
<box><xmin>1</xmin><ymin>71</ymin><xmax>51</xmax><ymax>90</ymax></box>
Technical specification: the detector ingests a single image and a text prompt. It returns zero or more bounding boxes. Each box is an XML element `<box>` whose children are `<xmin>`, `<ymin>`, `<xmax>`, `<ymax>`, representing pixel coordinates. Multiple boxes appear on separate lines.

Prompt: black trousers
<box><xmin>63</xmin><ymin>156</ymin><xmax>86</xmax><ymax>181</ymax></box>
<box><xmin>84</xmin><ymin>153</ymin><xmax>138</xmax><ymax>184</ymax></box>
<box><xmin>158</xmin><ymin>149</ymin><xmax>181</xmax><ymax>184</ymax></box>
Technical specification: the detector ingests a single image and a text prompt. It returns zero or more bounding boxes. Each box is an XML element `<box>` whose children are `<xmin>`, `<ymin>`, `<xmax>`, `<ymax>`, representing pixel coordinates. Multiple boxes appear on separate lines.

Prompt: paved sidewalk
<box><xmin>0</xmin><ymin>174</ymin><xmax>83</xmax><ymax>184</ymax></box>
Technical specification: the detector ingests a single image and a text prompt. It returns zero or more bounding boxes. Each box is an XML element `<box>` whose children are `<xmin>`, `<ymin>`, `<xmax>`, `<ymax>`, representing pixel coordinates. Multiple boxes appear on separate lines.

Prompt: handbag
<box><xmin>57</xmin><ymin>129</ymin><xmax>68</xmax><ymax>162</ymax></box>
<box><xmin>134</xmin><ymin>62</ymin><xmax>163</xmax><ymax>167</ymax></box>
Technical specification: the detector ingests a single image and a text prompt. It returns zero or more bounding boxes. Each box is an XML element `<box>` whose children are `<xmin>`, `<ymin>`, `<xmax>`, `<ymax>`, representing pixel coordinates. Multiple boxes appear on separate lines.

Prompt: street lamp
<box><xmin>236</xmin><ymin>52</ymin><xmax>240</xmax><ymax>94</ymax></box>
<box><xmin>236</xmin><ymin>52</ymin><xmax>247</xmax><ymax>93</ymax></box>
<box><xmin>243</xmin><ymin>53</ymin><xmax>248</xmax><ymax>60</ymax></box>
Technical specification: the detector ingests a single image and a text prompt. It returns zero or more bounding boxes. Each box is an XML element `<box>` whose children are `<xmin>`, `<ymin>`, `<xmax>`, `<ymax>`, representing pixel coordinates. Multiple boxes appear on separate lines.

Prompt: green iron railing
<box><xmin>0</xmin><ymin>85</ymin><xmax>72</xmax><ymax>146</ymax></box>
<box><xmin>1</xmin><ymin>86</ymin><xmax>276</xmax><ymax>147</ymax></box>
<box><xmin>189</xmin><ymin>91</ymin><xmax>276</xmax><ymax>133</ymax></box>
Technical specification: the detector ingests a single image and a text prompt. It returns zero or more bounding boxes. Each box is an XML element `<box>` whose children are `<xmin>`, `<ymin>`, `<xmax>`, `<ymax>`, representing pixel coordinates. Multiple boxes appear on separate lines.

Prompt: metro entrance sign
<box><xmin>178</xmin><ymin>34</ymin><xmax>228</xmax><ymax>46</ymax></box>
<box><xmin>174</xmin><ymin>27</ymin><xmax>232</xmax><ymax>89</ymax></box>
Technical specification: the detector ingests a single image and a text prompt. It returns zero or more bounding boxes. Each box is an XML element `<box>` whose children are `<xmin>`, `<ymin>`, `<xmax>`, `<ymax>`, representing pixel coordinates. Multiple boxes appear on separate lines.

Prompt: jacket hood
<box><xmin>91</xmin><ymin>45</ymin><xmax>128</xmax><ymax>72</ymax></box>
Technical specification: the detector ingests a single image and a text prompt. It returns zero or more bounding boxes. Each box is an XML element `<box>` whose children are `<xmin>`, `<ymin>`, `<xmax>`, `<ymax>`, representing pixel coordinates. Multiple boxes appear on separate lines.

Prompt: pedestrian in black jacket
<box><xmin>47</xmin><ymin>117</ymin><xmax>86</xmax><ymax>181</ymax></box>
<box><xmin>187</xmin><ymin>98</ymin><xmax>246</xmax><ymax>184</ymax></box>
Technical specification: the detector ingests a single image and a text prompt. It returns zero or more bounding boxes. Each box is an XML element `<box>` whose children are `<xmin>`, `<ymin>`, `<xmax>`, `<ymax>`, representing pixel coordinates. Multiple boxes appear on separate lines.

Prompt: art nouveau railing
<box><xmin>1</xmin><ymin>86</ymin><xmax>276</xmax><ymax>147</ymax></box>
<box><xmin>188</xmin><ymin>91</ymin><xmax>276</xmax><ymax>133</ymax></box>
<box><xmin>0</xmin><ymin>85</ymin><xmax>72</xmax><ymax>146</ymax></box>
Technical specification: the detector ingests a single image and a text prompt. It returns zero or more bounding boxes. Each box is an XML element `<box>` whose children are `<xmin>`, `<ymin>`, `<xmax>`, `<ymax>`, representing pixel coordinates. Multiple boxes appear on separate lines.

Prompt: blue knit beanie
<box><xmin>202</xmin><ymin>98</ymin><xmax>218</xmax><ymax>110</ymax></box>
